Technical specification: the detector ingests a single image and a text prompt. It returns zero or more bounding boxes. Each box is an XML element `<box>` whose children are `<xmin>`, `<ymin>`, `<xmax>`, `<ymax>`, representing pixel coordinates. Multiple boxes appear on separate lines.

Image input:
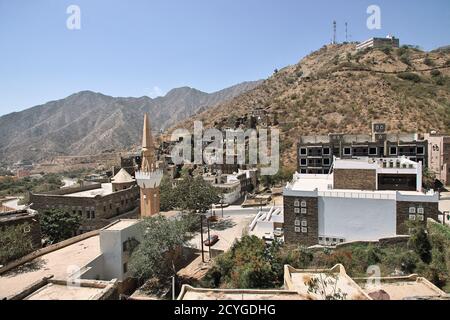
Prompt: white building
<box><xmin>80</xmin><ymin>219</ymin><xmax>143</xmax><ymax>282</ymax></box>
<box><xmin>283</xmin><ymin>157</ymin><xmax>439</xmax><ymax>246</ymax></box>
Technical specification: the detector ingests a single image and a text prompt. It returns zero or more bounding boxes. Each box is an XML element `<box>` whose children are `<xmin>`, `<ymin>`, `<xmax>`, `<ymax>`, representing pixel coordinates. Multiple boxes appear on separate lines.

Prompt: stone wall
<box><xmin>0</xmin><ymin>210</ymin><xmax>42</xmax><ymax>250</ymax></box>
<box><xmin>333</xmin><ymin>169</ymin><xmax>377</xmax><ymax>190</ymax></box>
<box><xmin>396</xmin><ymin>201</ymin><xmax>439</xmax><ymax>234</ymax></box>
<box><xmin>283</xmin><ymin>196</ymin><xmax>318</xmax><ymax>246</ymax></box>
<box><xmin>30</xmin><ymin>186</ymin><xmax>140</xmax><ymax>232</ymax></box>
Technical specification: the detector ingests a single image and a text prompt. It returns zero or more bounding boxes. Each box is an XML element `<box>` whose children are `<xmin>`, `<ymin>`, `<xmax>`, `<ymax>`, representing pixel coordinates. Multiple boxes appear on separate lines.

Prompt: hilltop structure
<box><xmin>356</xmin><ymin>35</ymin><xmax>400</xmax><ymax>51</ymax></box>
<box><xmin>135</xmin><ymin>114</ymin><xmax>163</xmax><ymax>217</ymax></box>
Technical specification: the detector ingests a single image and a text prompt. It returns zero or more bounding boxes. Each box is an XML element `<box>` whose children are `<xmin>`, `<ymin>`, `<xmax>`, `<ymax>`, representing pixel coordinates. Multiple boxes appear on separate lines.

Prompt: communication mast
<box><xmin>332</xmin><ymin>21</ymin><xmax>337</xmax><ymax>44</ymax></box>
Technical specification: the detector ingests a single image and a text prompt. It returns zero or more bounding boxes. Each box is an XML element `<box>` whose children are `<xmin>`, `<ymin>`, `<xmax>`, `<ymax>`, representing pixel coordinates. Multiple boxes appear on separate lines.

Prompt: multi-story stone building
<box><xmin>30</xmin><ymin>171</ymin><xmax>140</xmax><ymax>233</ymax></box>
<box><xmin>424</xmin><ymin>132</ymin><xmax>450</xmax><ymax>186</ymax></box>
<box><xmin>297</xmin><ymin>123</ymin><xmax>427</xmax><ymax>174</ymax></box>
<box><xmin>0</xmin><ymin>208</ymin><xmax>42</xmax><ymax>254</ymax></box>
<box><xmin>356</xmin><ymin>35</ymin><xmax>400</xmax><ymax>51</ymax></box>
<box><xmin>284</xmin><ymin>157</ymin><xmax>439</xmax><ymax>246</ymax></box>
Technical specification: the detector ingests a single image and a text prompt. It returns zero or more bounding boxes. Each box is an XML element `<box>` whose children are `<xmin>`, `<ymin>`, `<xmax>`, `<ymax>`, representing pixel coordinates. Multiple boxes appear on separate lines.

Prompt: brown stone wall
<box><xmin>333</xmin><ymin>169</ymin><xmax>377</xmax><ymax>190</ymax></box>
<box><xmin>30</xmin><ymin>186</ymin><xmax>139</xmax><ymax>232</ymax></box>
<box><xmin>396</xmin><ymin>201</ymin><xmax>439</xmax><ymax>234</ymax></box>
<box><xmin>283</xmin><ymin>196</ymin><xmax>318</xmax><ymax>246</ymax></box>
<box><xmin>0</xmin><ymin>216</ymin><xmax>41</xmax><ymax>250</ymax></box>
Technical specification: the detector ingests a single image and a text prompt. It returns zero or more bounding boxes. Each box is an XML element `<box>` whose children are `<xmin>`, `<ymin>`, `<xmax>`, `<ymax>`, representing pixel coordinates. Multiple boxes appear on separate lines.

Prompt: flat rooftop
<box><xmin>284</xmin><ymin>265</ymin><xmax>371</xmax><ymax>300</ymax></box>
<box><xmin>104</xmin><ymin>219</ymin><xmax>140</xmax><ymax>231</ymax></box>
<box><xmin>178</xmin><ymin>286</ymin><xmax>307</xmax><ymax>300</ymax></box>
<box><xmin>0</xmin><ymin>235</ymin><xmax>100</xmax><ymax>299</ymax></box>
<box><xmin>24</xmin><ymin>282</ymin><xmax>106</xmax><ymax>300</ymax></box>
<box><xmin>356</xmin><ymin>276</ymin><xmax>446</xmax><ymax>300</ymax></box>
<box><xmin>63</xmin><ymin>183</ymin><xmax>113</xmax><ymax>198</ymax></box>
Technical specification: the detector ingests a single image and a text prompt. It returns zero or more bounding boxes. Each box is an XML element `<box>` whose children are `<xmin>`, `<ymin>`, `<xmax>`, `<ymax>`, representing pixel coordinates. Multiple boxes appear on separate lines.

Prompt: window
<box><xmin>340</xmin><ymin>239</ymin><xmax>345</xmax><ymax>243</ymax></box>
<box><xmin>295</xmin><ymin>220</ymin><xmax>300</xmax><ymax>226</ymax></box>
<box><xmin>417</xmin><ymin>207</ymin><xmax>424</xmax><ymax>214</ymax></box>
<box><xmin>417</xmin><ymin>215</ymin><xmax>424</xmax><ymax>221</ymax></box>
<box><xmin>123</xmin><ymin>242</ymin><xmax>128</xmax><ymax>252</ymax></box>
<box><xmin>323</xmin><ymin>147</ymin><xmax>330</xmax><ymax>155</ymax></box>
<box><xmin>23</xmin><ymin>225</ymin><xmax>31</xmax><ymax>233</ymax></box>
<box><xmin>409</xmin><ymin>207</ymin><xmax>416</xmax><ymax>214</ymax></box>
<box><xmin>390</xmin><ymin>146</ymin><xmax>397</xmax><ymax>155</ymax></box>
<box><xmin>294</xmin><ymin>208</ymin><xmax>300</xmax><ymax>214</ymax></box>
<box><xmin>416</xmin><ymin>146</ymin><xmax>424</xmax><ymax>155</ymax></box>
<box><xmin>294</xmin><ymin>200</ymin><xmax>300</xmax><ymax>207</ymax></box>
<box><xmin>301</xmin><ymin>220</ymin><xmax>307</xmax><ymax>227</ymax></box>
<box><xmin>301</xmin><ymin>208</ymin><xmax>307</xmax><ymax>214</ymax></box>
<box><xmin>323</xmin><ymin>158</ymin><xmax>330</xmax><ymax>166</ymax></box>
<box><xmin>343</xmin><ymin>147</ymin><xmax>351</xmax><ymax>156</ymax></box>
<box><xmin>300</xmin><ymin>159</ymin><xmax>307</xmax><ymax>166</ymax></box>
<box><xmin>301</xmin><ymin>227</ymin><xmax>308</xmax><ymax>233</ymax></box>
<box><xmin>295</xmin><ymin>227</ymin><xmax>301</xmax><ymax>233</ymax></box>
<box><xmin>301</xmin><ymin>201</ymin><xmax>307</xmax><ymax>208</ymax></box>
<box><xmin>369</xmin><ymin>147</ymin><xmax>377</xmax><ymax>156</ymax></box>
<box><xmin>300</xmin><ymin>169</ymin><xmax>307</xmax><ymax>174</ymax></box>
<box><xmin>300</xmin><ymin>148</ymin><xmax>307</xmax><ymax>155</ymax></box>
<box><xmin>123</xmin><ymin>263</ymin><xmax>128</xmax><ymax>273</ymax></box>
<box><xmin>409</xmin><ymin>214</ymin><xmax>416</xmax><ymax>221</ymax></box>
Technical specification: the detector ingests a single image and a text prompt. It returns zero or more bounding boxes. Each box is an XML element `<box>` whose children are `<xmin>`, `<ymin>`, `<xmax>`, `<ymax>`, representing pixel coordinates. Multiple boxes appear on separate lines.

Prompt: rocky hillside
<box><xmin>0</xmin><ymin>81</ymin><xmax>262</xmax><ymax>164</ymax></box>
<box><xmin>173</xmin><ymin>43</ymin><xmax>450</xmax><ymax>169</ymax></box>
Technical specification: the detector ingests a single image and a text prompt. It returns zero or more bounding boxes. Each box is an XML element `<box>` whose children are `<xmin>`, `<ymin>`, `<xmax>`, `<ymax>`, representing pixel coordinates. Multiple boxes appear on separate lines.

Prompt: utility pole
<box><xmin>200</xmin><ymin>214</ymin><xmax>205</xmax><ymax>263</ymax></box>
<box><xmin>333</xmin><ymin>20</ymin><xmax>337</xmax><ymax>44</ymax></box>
<box><xmin>207</xmin><ymin>216</ymin><xmax>211</xmax><ymax>261</ymax></box>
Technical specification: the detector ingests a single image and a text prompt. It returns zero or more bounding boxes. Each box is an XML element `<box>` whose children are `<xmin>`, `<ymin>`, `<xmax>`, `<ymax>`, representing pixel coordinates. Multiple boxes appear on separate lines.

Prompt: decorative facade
<box><xmin>135</xmin><ymin>113</ymin><xmax>162</xmax><ymax>217</ymax></box>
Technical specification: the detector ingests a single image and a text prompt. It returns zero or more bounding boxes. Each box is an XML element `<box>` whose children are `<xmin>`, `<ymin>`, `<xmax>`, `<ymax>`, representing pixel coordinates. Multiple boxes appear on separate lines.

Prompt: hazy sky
<box><xmin>0</xmin><ymin>0</ymin><xmax>449</xmax><ymax>116</ymax></box>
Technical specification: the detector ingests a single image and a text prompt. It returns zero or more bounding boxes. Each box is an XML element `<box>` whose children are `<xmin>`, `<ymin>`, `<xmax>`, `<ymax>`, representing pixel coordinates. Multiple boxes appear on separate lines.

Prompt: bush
<box><xmin>400</xmin><ymin>55</ymin><xmax>411</xmax><ymax>66</ymax></box>
<box><xmin>397</xmin><ymin>72</ymin><xmax>421</xmax><ymax>83</ymax></box>
<box><xmin>424</xmin><ymin>57</ymin><xmax>435</xmax><ymax>67</ymax></box>
<box><xmin>0</xmin><ymin>223</ymin><xmax>34</xmax><ymax>264</ymax></box>
<box><xmin>430</xmin><ymin>69</ymin><xmax>441</xmax><ymax>77</ymax></box>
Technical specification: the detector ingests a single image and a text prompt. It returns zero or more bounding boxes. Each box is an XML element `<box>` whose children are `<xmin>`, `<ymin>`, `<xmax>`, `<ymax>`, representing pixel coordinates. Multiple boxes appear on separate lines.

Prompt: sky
<box><xmin>0</xmin><ymin>0</ymin><xmax>449</xmax><ymax>116</ymax></box>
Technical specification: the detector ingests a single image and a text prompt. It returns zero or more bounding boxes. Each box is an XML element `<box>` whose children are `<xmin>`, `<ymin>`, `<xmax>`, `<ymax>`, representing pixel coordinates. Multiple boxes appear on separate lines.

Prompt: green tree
<box><xmin>204</xmin><ymin>236</ymin><xmax>282</xmax><ymax>289</ymax></box>
<box><xmin>160</xmin><ymin>176</ymin><xmax>177</xmax><ymax>211</ymax></box>
<box><xmin>408</xmin><ymin>222</ymin><xmax>432</xmax><ymax>264</ymax></box>
<box><xmin>40</xmin><ymin>208</ymin><xmax>81</xmax><ymax>243</ymax></box>
<box><xmin>0</xmin><ymin>223</ymin><xmax>33</xmax><ymax>264</ymax></box>
<box><xmin>174</xmin><ymin>176</ymin><xmax>220</xmax><ymax>213</ymax></box>
<box><xmin>129</xmin><ymin>215</ymin><xmax>193</xmax><ymax>282</ymax></box>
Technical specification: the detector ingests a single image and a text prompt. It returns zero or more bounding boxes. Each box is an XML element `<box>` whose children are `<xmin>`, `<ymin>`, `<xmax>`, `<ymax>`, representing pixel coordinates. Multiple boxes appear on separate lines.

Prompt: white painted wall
<box><xmin>318</xmin><ymin>197</ymin><xmax>397</xmax><ymax>241</ymax></box>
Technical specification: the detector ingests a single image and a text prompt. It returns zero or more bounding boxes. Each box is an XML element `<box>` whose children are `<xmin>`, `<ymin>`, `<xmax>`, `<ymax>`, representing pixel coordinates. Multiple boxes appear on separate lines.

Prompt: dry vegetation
<box><xmin>171</xmin><ymin>43</ymin><xmax>450</xmax><ymax>170</ymax></box>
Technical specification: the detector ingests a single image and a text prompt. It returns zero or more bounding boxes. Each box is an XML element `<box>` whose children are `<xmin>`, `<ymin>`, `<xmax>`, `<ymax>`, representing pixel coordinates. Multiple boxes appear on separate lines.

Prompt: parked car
<box><xmin>204</xmin><ymin>235</ymin><xmax>219</xmax><ymax>246</ymax></box>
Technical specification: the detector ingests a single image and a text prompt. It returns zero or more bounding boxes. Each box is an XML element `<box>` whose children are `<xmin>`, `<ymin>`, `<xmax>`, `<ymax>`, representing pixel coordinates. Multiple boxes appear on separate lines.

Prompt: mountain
<box><xmin>0</xmin><ymin>81</ymin><xmax>262</xmax><ymax>164</ymax></box>
<box><xmin>172</xmin><ymin>43</ymin><xmax>450</xmax><ymax>169</ymax></box>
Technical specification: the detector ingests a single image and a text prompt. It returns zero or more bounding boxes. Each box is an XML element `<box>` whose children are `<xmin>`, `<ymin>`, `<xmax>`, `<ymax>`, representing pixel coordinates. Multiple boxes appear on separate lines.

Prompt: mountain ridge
<box><xmin>0</xmin><ymin>80</ymin><xmax>262</xmax><ymax>164</ymax></box>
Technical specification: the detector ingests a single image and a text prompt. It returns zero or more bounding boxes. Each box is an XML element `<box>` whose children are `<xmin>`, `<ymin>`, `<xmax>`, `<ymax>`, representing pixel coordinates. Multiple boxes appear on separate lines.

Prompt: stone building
<box><xmin>0</xmin><ymin>208</ymin><xmax>41</xmax><ymax>251</ymax></box>
<box><xmin>424</xmin><ymin>132</ymin><xmax>450</xmax><ymax>186</ymax></box>
<box><xmin>356</xmin><ymin>35</ymin><xmax>400</xmax><ymax>51</ymax></box>
<box><xmin>297</xmin><ymin>123</ymin><xmax>428</xmax><ymax>174</ymax></box>
<box><xmin>284</xmin><ymin>157</ymin><xmax>439</xmax><ymax>246</ymax></box>
<box><xmin>30</xmin><ymin>170</ymin><xmax>139</xmax><ymax>233</ymax></box>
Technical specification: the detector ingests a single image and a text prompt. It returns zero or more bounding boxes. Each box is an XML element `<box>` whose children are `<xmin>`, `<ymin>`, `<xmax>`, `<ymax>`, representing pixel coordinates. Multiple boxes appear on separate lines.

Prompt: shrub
<box><xmin>424</xmin><ymin>57</ymin><xmax>435</xmax><ymax>67</ymax></box>
<box><xmin>400</xmin><ymin>54</ymin><xmax>411</xmax><ymax>66</ymax></box>
<box><xmin>430</xmin><ymin>69</ymin><xmax>441</xmax><ymax>77</ymax></box>
<box><xmin>397</xmin><ymin>72</ymin><xmax>421</xmax><ymax>83</ymax></box>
